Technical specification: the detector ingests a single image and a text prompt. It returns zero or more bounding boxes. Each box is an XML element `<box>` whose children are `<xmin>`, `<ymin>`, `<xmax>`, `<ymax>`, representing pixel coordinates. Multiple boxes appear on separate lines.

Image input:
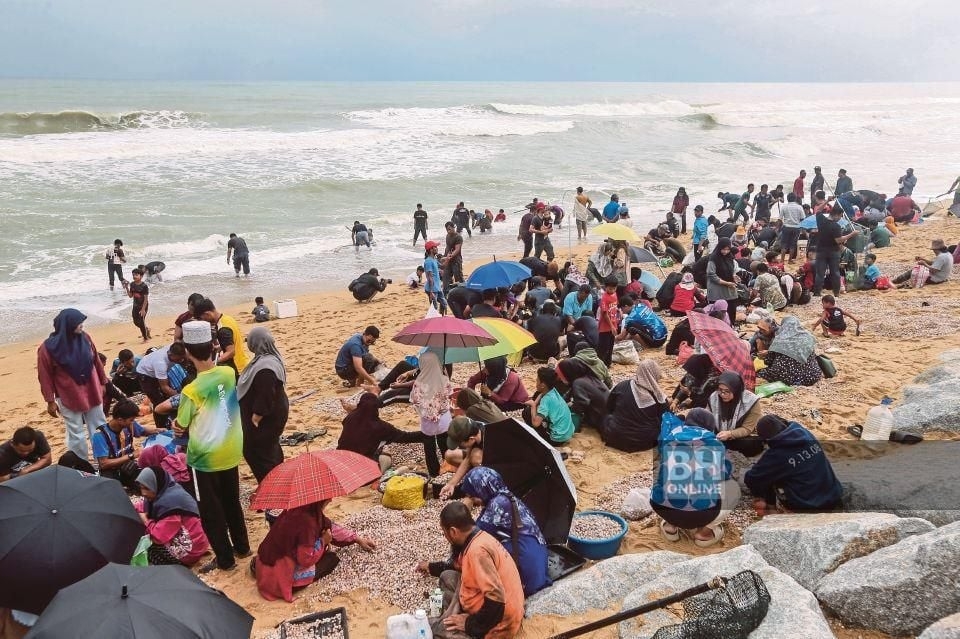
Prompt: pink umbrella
<box><xmin>392</xmin><ymin>316</ymin><xmax>497</xmax><ymax>349</ymax></box>
<box><xmin>251</xmin><ymin>450</ymin><xmax>381</xmax><ymax>511</ymax></box>
<box><xmin>686</xmin><ymin>311</ymin><xmax>756</xmax><ymax>391</ymax></box>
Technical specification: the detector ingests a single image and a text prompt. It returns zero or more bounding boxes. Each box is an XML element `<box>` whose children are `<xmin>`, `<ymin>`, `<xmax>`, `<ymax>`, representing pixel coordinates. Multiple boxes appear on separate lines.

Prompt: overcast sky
<box><xmin>0</xmin><ymin>0</ymin><xmax>955</xmax><ymax>81</ymax></box>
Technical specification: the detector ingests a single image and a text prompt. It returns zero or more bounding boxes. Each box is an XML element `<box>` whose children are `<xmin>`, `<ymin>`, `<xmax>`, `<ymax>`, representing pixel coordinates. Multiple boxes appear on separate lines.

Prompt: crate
<box><xmin>279</xmin><ymin>607</ymin><xmax>348</xmax><ymax>639</ymax></box>
<box><xmin>547</xmin><ymin>543</ymin><xmax>587</xmax><ymax>582</ymax></box>
<box><xmin>274</xmin><ymin>299</ymin><xmax>299</xmax><ymax>319</ymax></box>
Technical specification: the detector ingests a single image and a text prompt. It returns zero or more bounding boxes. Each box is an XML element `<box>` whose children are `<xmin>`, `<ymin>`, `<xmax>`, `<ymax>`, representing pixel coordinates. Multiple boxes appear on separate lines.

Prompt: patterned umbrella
<box><xmin>438</xmin><ymin>317</ymin><xmax>536</xmax><ymax>364</ymax></box>
<box><xmin>686</xmin><ymin>311</ymin><xmax>756</xmax><ymax>391</ymax></box>
<box><xmin>250</xmin><ymin>450</ymin><xmax>381</xmax><ymax>511</ymax></box>
<box><xmin>393</xmin><ymin>316</ymin><xmax>497</xmax><ymax>349</ymax></box>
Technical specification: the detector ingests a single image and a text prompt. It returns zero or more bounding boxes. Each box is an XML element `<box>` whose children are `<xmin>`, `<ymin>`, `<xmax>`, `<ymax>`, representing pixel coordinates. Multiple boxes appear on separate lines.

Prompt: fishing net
<box><xmin>651</xmin><ymin>570</ymin><xmax>770</xmax><ymax>639</ymax></box>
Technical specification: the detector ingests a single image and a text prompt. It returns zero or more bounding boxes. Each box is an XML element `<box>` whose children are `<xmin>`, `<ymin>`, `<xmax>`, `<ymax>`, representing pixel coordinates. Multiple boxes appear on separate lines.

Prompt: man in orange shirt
<box><xmin>419</xmin><ymin>502</ymin><xmax>524</xmax><ymax>639</ymax></box>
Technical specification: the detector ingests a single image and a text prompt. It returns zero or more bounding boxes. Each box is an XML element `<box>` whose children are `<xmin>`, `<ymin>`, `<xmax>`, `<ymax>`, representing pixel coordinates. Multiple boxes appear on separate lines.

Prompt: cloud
<box><xmin>0</xmin><ymin>0</ymin><xmax>955</xmax><ymax>80</ymax></box>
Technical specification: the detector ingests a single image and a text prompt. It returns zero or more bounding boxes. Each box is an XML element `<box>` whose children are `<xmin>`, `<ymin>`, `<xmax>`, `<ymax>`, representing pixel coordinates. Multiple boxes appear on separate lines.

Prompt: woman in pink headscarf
<box><xmin>138</xmin><ymin>445</ymin><xmax>193</xmax><ymax>497</ymax></box>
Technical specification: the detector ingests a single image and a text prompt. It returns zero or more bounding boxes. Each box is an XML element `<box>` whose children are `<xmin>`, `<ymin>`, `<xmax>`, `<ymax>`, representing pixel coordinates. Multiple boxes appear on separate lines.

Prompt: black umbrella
<box><xmin>25</xmin><ymin>563</ymin><xmax>254</xmax><ymax>638</ymax></box>
<box><xmin>482</xmin><ymin>418</ymin><xmax>578</xmax><ymax>544</ymax></box>
<box><xmin>0</xmin><ymin>466</ymin><xmax>144</xmax><ymax>614</ymax></box>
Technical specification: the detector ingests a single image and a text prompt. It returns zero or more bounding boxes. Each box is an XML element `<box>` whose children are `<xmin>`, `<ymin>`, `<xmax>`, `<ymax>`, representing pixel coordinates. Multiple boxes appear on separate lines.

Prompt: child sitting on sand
<box><xmin>813</xmin><ymin>294</ymin><xmax>860</xmax><ymax>337</ymax></box>
<box><xmin>861</xmin><ymin>254</ymin><xmax>881</xmax><ymax>290</ymax></box>
<box><xmin>252</xmin><ymin>296</ymin><xmax>270</xmax><ymax>322</ymax></box>
<box><xmin>406</xmin><ymin>266</ymin><xmax>424</xmax><ymax>289</ymax></box>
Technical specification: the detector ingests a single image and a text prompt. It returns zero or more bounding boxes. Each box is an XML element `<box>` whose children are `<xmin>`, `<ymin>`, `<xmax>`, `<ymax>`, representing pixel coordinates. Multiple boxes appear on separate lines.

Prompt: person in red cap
<box><xmin>531</xmin><ymin>203</ymin><xmax>555</xmax><ymax>261</ymax></box>
<box><xmin>424</xmin><ymin>240</ymin><xmax>447</xmax><ymax>315</ymax></box>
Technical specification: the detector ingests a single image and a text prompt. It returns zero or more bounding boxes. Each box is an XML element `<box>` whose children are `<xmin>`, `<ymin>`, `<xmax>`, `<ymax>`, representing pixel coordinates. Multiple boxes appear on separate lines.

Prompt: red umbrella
<box><xmin>393</xmin><ymin>316</ymin><xmax>497</xmax><ymax>349</ymax></box>
<box><xmin>686</xmin><ymin>312</ymin><xmax>756</xmax><ymax>391</ymax></box>
<box><xmin>250</xmin><ymin>450</ymin><xmax>381</xmax><ymax>511</ymax></box>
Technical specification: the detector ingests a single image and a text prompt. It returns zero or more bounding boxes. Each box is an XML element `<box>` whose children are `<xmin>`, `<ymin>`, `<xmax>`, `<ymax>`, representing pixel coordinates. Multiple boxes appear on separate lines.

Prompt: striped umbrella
<box><xmin>438</xmin><ymin>317</ymin><xmax>536</xmax><ymax>364</ymax></box>
<box><xmin>250</xmin><ymin>450</ymin><xmax>380</xmax><ymax>510</ymax></box>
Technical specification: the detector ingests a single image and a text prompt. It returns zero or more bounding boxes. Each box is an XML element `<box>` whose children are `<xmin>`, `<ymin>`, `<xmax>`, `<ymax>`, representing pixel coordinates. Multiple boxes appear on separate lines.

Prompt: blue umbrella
<box><xmin>465</xmin><ymin>260</ymin><xmax>532</xmax><ymax>291</ymax></box>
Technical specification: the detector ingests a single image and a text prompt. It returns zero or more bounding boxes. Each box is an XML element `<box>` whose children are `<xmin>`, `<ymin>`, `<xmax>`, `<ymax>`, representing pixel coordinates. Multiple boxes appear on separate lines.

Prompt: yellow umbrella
<box><xmin>430</xmin><ymin>317</ymin><xmax>536</xmax><ymax>364</ymax></box>
<box><xmin>590</xmin><ymin>222</ymin><xmax>640</xmax><ymax>243</ymax></box>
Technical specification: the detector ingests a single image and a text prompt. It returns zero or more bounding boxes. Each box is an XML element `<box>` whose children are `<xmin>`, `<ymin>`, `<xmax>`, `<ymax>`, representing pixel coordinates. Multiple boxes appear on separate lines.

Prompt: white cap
<box><xmin>182</xmin><ymin>320</ymin><xmax>212</xmax><ymax>345</ymax></box>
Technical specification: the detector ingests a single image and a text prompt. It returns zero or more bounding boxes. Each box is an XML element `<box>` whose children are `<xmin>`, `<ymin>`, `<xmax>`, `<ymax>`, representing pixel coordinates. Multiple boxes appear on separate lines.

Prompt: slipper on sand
<box><xmin>659</xmin><ymin>519</ymin><xmax>680</xmax><ymax>542</ymax></box>
<box><xmin>694</xmin><ymin>524</ymin><xmax>724</xmax><ymax>548</ymax></box>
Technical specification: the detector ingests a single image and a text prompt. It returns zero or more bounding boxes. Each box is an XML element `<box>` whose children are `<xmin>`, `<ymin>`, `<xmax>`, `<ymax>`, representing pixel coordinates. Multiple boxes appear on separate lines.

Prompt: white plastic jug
<box><xmin>861</xmin><ymin>397</ymin><xmax>893</xmax><ymax>442</ymax></box>
<box><xmin>386</xmin><ymin>611</ymin><xmax>433</xmax><ymax>639</ymax></box>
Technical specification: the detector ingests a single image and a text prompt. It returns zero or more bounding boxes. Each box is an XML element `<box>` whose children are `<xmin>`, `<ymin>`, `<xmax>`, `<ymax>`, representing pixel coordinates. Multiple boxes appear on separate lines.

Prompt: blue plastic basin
<box><xmin>566</xmin><ymin>510</ymin><xmax>628</xmax><ymax>560</ymax></box>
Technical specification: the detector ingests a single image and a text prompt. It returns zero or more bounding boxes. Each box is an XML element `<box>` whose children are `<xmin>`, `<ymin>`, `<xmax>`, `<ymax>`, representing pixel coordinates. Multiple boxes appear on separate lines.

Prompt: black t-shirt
<box><xmin>757</xmin><ymin>227</ymin><xmax>778</xmax><ymax>246</ymax></box>
<box><xmin>716</xmin><ymin>223</ymin><xmax>737</xmax><ymax>239</ymax></box>
<box><xmin>469</xmin><ymin>303</ymin><xmax>501</xmax><ymax>319</ymax></box>
<box><xmin>352</xmin><ymin>223</ymin><xmax>368</xmax><ymax>234</ymax></box>
<box><xmin>753</xmin><ymin>193</ymin><xmax>773</xmax><ymax>216</ymax></box>
<box><xmin>454</xmin><ymin>207</ymin><xmax>470</xmax><ymax>223</ymax></box>
<box><xmin>445</xmin><ymin>233</ymin><xmax>463</xmax><ymax>263</ymax></box>
<box><xmin>349</xmin><ymin>273</ymin><xmax>386</xmax><ymax>301</ymax></box>
<box><xmin>129</xmin><ymin>281</ymin><xmax>149</xmax><ymax>308</ymax></box>
<box><xmin>526</xmin><ymin>314</ymin><xmax>563</xmax><ymax>359</ymax></box>
<box><xmin>531</xmin><ymin>216</ymin><xmax>552</xmax><ymax>236</ymax></box>
<box><xmin>519</xmin><ymin>257</ymin><xmax>549</xmax><ymax>278</ymax></box>
<box><xmin>227</xmin><ymin>236</ymin><xmax>249</xmax><ymax>256</ymax></box>
<box><xmin>816</xmin><ymin>213</ymin><xmax>843</xmax><ymax>253</ymax></box>
<box><xmin>519</xmin><ymin>213</ymin><xmax>534</xmax><ymax>238</ymax></box>
<box><xmin>573</xmin><ymin>315</ymin><xmax>600</xmax><ymax>348</ymax></box>
<box><xmin>0</xmin><ymin>433</ymin><xmax>50</xmax><ymax>475</ymax></box>
<box><xmin>446</xmin><ymin>286</ymin><xmax>482</xmax><ymax>319</ymax></box>
<box><xmin>825</xmin><ymin>307</ymin><xmax>846</xmax><ymax>331</ymax></box>
<box><xmin>414</xmin><ymin>209</ymin><xmax>428</xmax><ymax>226</ymax></box>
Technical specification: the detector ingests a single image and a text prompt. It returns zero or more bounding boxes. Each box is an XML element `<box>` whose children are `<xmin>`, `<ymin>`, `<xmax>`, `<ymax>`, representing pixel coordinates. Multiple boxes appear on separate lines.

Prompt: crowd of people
<box><xmin>10</xmin><ymin>165</ymin><xmax>955</xmax><ymax>638</ymax></box>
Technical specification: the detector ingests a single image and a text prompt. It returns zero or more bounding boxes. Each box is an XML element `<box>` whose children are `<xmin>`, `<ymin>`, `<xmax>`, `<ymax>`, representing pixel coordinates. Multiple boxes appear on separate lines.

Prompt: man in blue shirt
<box><xmin>91</xmin><ymin>399</ymin><xmax>157</xmax><ymax>488</ymax></box>
<box><xmin>602</xmin><ymin>194</ymin><xmax>621</xmax><ymax>223</ymax></box>
<box><xmin>615</xmin><ymin>296</ymin><xmax>668</xmax><ymax>348</ymax></box>
<box><xmin>562</xmin><ymin>284</ymin><xmax>594</xmax><ymax>330</ymax></box>
<box><xmin>423</xmin><ymin>240</ymin><xmax>446</xmax><ymax>315</ymax></box>
<box><xmin>335</xmin><ymin>326</ymin><xmax>380</xmax><ymax>387</ymax></box>
<box><xmin>691</xmin><ymin>205</ymin><xmax>709</xmax><ymax>259</ymax></box>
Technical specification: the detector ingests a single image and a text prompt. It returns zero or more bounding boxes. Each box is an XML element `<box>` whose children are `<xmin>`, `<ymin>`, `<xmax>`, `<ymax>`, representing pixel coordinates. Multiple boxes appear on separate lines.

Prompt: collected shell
<box><xmin>570</xmin><ymin>514</ymin><xmax>624</xmax><ymax>540</ymax></box>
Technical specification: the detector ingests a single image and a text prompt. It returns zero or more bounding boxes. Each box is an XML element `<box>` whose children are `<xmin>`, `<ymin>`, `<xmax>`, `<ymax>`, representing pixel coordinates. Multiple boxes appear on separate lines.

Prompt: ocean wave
<box><xmin>489</xmin><ymin>100</ymin><xmax>696</xmax><ymax>117</ymax></box>
<box><xmin>142</xmin><ymin>233</ymin><xmax>229</xmax><ymax>259</ymax></box>
<box><xmin>0</xmin><ymin>110</ymin><xmax>202</xmax><ymax>136</ymax></box>
<box><xmin>678</xmin><ymin>113</ymin><xmax>723</xmax><ymax>129</ymax></box>
<box><xmin>343</xmin><ymin>105</ymin><xmax>573</xmax><ymax>137</ymax></box>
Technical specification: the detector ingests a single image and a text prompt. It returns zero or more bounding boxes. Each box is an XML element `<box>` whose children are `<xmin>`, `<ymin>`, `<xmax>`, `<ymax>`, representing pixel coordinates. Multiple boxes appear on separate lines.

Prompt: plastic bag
<box><xmin>130</xmin><ymin>534</ymin><xmax>151</xmax><ymax>567</ymax></box>
<box><xmin>910</xmin><ymin>265</ymin><xmax>930</xmax><ymax>289</ymax></box>
<box><xmin>622</xmin><ymin>487</ymin><xmax>652</xmax><ymax>520</ymax></box>
<box><xmin>876</xmin><ymin>275</ymin><xmax>892</xmax><ymax>290</ymax></box>
<box><xmin>612</xmin><ymin>340</ymin><xmax>640</xmax><ymax>365</ymax></box>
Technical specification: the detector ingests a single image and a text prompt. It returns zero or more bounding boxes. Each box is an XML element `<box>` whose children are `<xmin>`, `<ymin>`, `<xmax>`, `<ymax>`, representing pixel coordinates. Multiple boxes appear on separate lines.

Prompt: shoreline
<box><xmin>3</xmin><ymin>216</ymin><xmax>960</xmax><ymax>638</ymax></box>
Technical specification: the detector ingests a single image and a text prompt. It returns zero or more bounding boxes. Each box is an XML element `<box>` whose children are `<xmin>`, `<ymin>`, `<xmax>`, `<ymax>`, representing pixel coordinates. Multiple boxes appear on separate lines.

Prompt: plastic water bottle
<box><xmin>429</xmin><ymin>588</ymin><xmax>444</xmax><ymax>618</ymax></box>
<box><xmin>414</xmin><ymin>609</ymin><xmax>433</xmax><ymax>639</ymax></box>
<box><xmin>861</xmin><ymin>397</ymin><xmax>894</xmax><ymax>442</ymax></box>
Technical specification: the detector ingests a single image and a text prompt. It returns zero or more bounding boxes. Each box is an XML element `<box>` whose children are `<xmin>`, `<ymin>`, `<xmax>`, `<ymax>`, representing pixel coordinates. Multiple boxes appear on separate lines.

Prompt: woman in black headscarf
<box><xmin>705</xmin><ymin>237</ymin><xmax>740</xmax><ymax>325</ymax></box>
<box><xmin>237</xmin><ymin>327</ymin><xmax>288</xmax><ymax>483</ymax></box>
<box><xmin>337</xmin><ymin>392</ymin><xmax>429</xmax><ymax>473</ymax></box>
<box><xmin>670</xmin><ymin>353</ymin><xmax>721</xmax><ymax>411</ymax></box>
<box><xmin>707</xmin><ymin>371</ymin><xmax>763</xmax><ymax>457</ymax></box>
<box><xmin>555</xmin><ymin>357</ymin><xmax>609</xmax><ymax>429</ymax></box>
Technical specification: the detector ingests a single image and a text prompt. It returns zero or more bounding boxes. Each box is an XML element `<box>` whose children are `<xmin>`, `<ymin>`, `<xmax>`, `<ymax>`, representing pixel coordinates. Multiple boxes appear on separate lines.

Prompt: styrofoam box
<box><xmin>274</xmin><ymin>299</ymin><xmax>299</xmax><ymax>319</ymax></box>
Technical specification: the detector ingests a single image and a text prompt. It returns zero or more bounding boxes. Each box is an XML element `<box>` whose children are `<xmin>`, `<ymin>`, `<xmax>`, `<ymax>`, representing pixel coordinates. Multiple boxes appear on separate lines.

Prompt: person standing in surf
<box><xmin>672</xmin><ymin>188</ymin><xmax>689</xmax><ymax>234</ymax></box>
<box><xmin>226</xmin><ymin>233</ymin><xmax>251</xmax><ymax>277</ymax></box>
<box><xmin>413</xmin><ymin>203</ymin><xmax>429</xmax><ymax>245</ymax></box>
<box><xmin>105</xmin><ymin>239</ymin><xmax>127</xmax><ymax>291</ymax></box>
<box><xmin>809</xmin><ymin>166</ymin><xmax>825</xmax><ymax>204</ymax></box>
<box><xmin>127</xmin><ymin>268</ymin><xmax>151</xmax><ymax>342</ymax></box>
<box><xmin>573</xmin><ymin>186</ymin><xmax>593</xmax><ymax>240</ymax></box>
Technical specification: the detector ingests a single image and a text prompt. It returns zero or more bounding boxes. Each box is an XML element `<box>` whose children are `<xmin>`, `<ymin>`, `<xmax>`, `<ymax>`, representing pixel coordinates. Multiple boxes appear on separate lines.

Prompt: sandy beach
<box><xmin>3</xmin><ymin>216</ymin><xmax>960</xmax><ymax>639</ymax></box>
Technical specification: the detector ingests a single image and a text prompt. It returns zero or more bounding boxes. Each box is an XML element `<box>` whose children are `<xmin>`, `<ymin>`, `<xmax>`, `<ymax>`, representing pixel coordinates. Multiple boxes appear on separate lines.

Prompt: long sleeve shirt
<box><xmin>37</xmin><ymin>336</ymin><xmax>108</xmax><ymax>412</ymax></box>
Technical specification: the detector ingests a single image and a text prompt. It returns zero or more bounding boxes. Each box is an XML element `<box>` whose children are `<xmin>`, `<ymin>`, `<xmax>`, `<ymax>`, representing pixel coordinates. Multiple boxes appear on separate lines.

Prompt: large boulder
<box><xmin>892</xmin><ymin>349</ymin><xmax>960</xmax><ymax>434</ymax></box>
<box><xmin>832</xmin><ymin>441</ymin><xmax>960</xmax><ymax>525</ymax></box>
<box><xmin>742</xmin><ymin>512</ymin><xmax>935</xmax><ymax>590</ymax></box>
<box><xmin>817</xmin><ymin>521</ymin><xmax>960</xmax><ymax>635</ymax></box>
<box><xmin>920</xmin><ymin>613</ymin><xmax>960</xmax><ymax>639</ymax></box>
<box><xmin>525</xmin><ymin>551</ymin><xmax>689</xmax><ymax>617</ymax></box>
<box><xmin>618</xmin><ymin>545</ymin><xmax>833</xmax><ymax>639</ymax></box>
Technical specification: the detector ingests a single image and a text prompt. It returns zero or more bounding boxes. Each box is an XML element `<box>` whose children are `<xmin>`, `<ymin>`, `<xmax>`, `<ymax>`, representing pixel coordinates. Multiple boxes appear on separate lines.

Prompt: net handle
<box><xmin>548</xmin><ymin>576</ymin><xmax>727</xmax><ymax>639</ymax></box>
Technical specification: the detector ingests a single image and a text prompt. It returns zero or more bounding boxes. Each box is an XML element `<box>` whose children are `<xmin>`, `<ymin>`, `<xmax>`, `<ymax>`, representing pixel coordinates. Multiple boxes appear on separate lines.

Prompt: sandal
<box><xmin>847</xmin><ymin>424</ymin><xmax>863</xmax><ymax>438</ymax></box>
<box><xmin>659</xmin><ymin>519</ymin><xmax>681</xmax><ymax>542</ymax></box>
<box><xmin>694</xmin><ymin>525</ymin><xmax>724</xmax><ymax>548</ymax></box>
